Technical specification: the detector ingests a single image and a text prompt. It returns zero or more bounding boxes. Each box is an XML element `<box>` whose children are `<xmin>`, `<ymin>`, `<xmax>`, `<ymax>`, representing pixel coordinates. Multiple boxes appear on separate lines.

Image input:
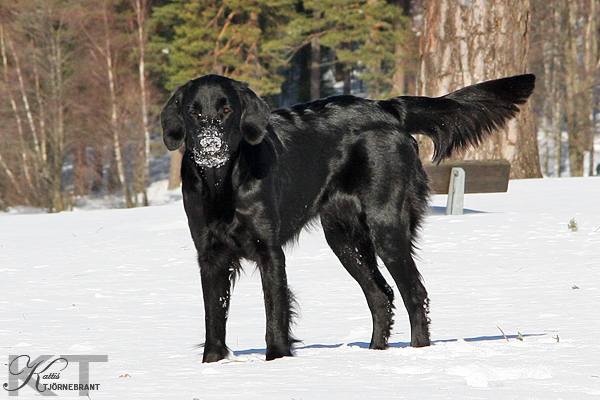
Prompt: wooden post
<box><xmin>446</xmin><ymin>167</ymin><xmax>465</xmax><ymax>215</ymax></box>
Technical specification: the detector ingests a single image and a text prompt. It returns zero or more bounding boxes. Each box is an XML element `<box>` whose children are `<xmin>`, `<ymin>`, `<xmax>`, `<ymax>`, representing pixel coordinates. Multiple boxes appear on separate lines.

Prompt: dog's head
<box><xmin>161</xmin><ymin>75</ymin><xmax>273</xmax><ymax>176</ymax></box>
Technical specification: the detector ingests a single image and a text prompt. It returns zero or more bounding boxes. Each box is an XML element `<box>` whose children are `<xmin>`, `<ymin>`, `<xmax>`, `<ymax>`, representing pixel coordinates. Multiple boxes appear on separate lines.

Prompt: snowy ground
<box><xmin>1</xmin><ymin>177</ymin><xmax>599</xmax><ymax>399</ymax></box>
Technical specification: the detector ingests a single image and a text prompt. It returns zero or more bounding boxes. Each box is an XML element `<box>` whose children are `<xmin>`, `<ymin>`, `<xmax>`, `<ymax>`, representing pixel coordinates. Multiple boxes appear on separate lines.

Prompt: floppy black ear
<box><xmin>240</xmin><ymin>138</ymin><xmax>277</xmax><ymax>180</ymax></box>
<box><xmin>161</xmin><ymin>83</ymin><xmax>190</xmax><ymax>151</ymax></box>
<box><xmin>236</xmin><ymin>84</ymin><xmax>271</xmax><ymax>145</ymax></box>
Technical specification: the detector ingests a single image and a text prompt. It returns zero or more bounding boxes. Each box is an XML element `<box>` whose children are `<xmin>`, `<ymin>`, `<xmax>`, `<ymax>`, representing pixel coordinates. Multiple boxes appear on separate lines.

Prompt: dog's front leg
<box><xmin>200</xmin><ymin>258</ymin><xmax>234</xmax><ymax>363</ymax></box>
<box><xmin>257</xmin><ymin>245</ymin><xmax>295</xmax><ymax>360</ymax></box>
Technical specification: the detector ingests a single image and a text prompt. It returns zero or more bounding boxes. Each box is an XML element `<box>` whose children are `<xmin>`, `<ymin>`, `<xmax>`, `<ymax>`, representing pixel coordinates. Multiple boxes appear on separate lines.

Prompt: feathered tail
<box><xmin>386</xmin><ymin>74</ymin><xmax>535</xmax><ymax>163</ymax></box>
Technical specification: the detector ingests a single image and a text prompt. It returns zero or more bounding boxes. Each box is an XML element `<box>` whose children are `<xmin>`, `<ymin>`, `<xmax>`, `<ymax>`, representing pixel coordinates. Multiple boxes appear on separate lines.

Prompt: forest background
<box><xmin>0</xmin><ymin>0</ymin><xmax>598</xmax><ymax>212</ymax></box>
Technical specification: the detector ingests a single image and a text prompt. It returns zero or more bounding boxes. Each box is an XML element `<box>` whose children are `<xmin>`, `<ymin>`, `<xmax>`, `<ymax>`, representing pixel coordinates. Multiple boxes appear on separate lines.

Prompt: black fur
<box><xmin>161</xmin><ymin>74</ymin><xmax>535</xmax><ymax>362</ymax></box>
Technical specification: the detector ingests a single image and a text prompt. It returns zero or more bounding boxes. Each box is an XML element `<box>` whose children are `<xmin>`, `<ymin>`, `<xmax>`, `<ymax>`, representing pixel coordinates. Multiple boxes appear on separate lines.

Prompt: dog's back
<box><xmin>267</xmin><ymin>95</ymin><xmax>426</xmax><ymax>243</ymax></box>
<box><xmin>266</xmin><ymin>74</ymin><xmax>535</xmax><ymax>244</ymax></box>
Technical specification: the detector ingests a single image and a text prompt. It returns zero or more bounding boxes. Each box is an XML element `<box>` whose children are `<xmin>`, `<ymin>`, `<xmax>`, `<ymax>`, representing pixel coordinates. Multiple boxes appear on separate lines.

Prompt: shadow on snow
<box><xmin>231</xmin><ymin>333</ymin><xmax>546</xmax><ymax>357</ymax></box>
<box><xmin>428</xmin><ymin>206</ymin><xmax>488</xmax><ymax>215</ymax></box>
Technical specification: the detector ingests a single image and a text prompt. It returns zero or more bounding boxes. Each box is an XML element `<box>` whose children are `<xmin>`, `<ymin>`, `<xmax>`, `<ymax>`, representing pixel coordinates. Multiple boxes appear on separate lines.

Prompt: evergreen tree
<box><xmin>148</xmin><ymin>0</ymin><xmax>296</xmax><ymax>95</ymax></box>
<box><xmin>285</xmin><ymin>0</ymin><xmax>409</xmax><ymax>98</ymax></box>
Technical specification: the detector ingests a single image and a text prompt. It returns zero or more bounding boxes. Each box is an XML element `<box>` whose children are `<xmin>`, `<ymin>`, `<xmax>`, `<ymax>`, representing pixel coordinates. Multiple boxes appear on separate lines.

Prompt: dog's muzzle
<box><xmin>191</xmin><ymin>118</ymin><xmax>229</xmax><ymax>168</ymax></box>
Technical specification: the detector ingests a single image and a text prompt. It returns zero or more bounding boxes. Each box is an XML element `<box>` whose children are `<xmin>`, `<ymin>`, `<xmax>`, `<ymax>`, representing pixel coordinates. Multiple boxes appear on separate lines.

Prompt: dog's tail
<box><xmin>386</xmin><ymin>74</ymin><xmax>535</xmax><ymax>163</ymax></box>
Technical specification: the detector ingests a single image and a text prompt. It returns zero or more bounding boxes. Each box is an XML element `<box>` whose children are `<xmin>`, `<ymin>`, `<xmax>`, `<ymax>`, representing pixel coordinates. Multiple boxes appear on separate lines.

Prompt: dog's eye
<box><xmin>222</xmin><ymin>107</ymin><xmax>231</xmax><ymax>115</ymax></box>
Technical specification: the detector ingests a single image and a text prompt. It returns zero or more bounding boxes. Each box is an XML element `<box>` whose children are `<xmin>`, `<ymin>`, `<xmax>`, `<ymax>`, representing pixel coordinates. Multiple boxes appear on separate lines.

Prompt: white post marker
<box><xmin>446</xmin><ymin>167</ymin><xmax>465</xmax><ymax>215</ymax></box>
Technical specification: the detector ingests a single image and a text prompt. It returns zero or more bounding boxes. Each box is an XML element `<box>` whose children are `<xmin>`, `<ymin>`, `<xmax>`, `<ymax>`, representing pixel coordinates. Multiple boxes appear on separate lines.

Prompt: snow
<box><xmin>1</xmin><ymin>177</ymin><xmax>599</xmax><ymax>399</ymax></box>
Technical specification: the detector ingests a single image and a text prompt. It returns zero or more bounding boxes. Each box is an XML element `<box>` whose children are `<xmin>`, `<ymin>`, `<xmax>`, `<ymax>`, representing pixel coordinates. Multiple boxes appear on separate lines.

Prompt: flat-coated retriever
<box><xmin>161</xmin><ymin>74</ymin><xmax>535</xmax><ymax>362</ymax></box>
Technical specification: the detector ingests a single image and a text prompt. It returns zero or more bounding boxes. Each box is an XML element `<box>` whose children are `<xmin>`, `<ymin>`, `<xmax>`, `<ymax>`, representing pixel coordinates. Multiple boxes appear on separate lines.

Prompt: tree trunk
<box><xmin>48</xmin><ymin>22</ymin><xmax>67</xmax><ymax>212</ymax></box>
<box><xmin>134</xmin><ymin>0</ymin><xmax>150</xmax><ymax>206</ymax></box>
<box><xmin>419</xmin><ymin>0</ymin><xmax>542</xmax><ymax>178</ymax></box>
<box><xmin>0</xmin><ymin>152</ymin><xmax>22</xmax><ymax>198</ymax></box>
<box><xmin>32</xmin><ymin>49</ymin><xmax>48</xmax><ymax>165</ymax></box>
<box><xmin>103</xmin><ymin>3</ymin><xmax>133</xmax><ymax>207</ymax></box>
<box><xmin>168</xmin><ymin>149</ymin><xmax>183</xmax><ymax>190</ymax></box>
<box><xmin>550</xmin><ymin>3</ymin><xmax>566</xmax><ymax>177</ymax></box>
<box><xmin>563</xmin><ymin>0</ymin><xmax>598</xmax><ymax>177</ymax></box>
<box><xmin>1</xmin><ymin>24</ymin><xmax>35</xmax><ymax>196</ymax></box>
<box><xmin>343</xmin><ymin>67</ymin><xmax>352</xmax><ymax>95</ymax></box>
<box><xmin>90</xmin><ymin>147</ymin><xmax>105</xmax><ymax>193</ymax></box>
<box><xmin>310</xmin><ymin>36</ymin><xmax>321</xmax><ymax>100</ymax></box>
<box><xmin>391</xmin><ymin>0</ymin><xmax>412</xmax><ymax>95</ymax></box>
<box><xmin>73</xmin><ymin>142</ymin><xmax>88</xmax><ymax>197</ymax></box>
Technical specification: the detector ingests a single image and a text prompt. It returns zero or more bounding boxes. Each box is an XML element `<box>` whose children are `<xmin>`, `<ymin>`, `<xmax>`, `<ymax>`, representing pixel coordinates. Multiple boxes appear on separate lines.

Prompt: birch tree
<box><xmin>0</xmin><ymin>0</ymin><xmax>160</xmax><ymax>209</ymax></box>
<box><xmin>133</xmin><ymin>0</ymin><xmax>150</xmax><ymax>206</ymax></box>
<box><xmin>531</xmin><ymin>0</ymin><xmax>599</xmax><ymax>177</ymax></box>
<box><xmin>0</xmin><ymin>24</ymin><xmax>34</xmax><ymax>196</ymax></box>
<box><xmin>81</xmin><ymin>0</ymin><xmax>133</xmax><ymax>207</ymax></box>
<box><xmin>563</xmin><ymin>0</ymin><xmax>599</xmax><ymax>176</ymax></box>
<box><xmin>0</xmin><ymin>2</ymin><xmax>74</xmax><ymax>211</ymax></box>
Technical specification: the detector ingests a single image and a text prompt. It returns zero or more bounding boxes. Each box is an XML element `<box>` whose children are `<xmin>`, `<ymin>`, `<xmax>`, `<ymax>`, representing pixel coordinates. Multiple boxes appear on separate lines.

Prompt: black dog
<box><xmin>161</xmin><ymin>74</ymin><xmax>535</xmax><ymax>362</ymax></box>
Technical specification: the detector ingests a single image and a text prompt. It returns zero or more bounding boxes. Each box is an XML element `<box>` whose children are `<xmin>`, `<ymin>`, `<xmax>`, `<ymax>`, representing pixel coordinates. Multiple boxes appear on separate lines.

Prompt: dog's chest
<box><xmin>198</xmin><ymin>203</ymin><xmax>269</xmax><ymax>260</ymax></box>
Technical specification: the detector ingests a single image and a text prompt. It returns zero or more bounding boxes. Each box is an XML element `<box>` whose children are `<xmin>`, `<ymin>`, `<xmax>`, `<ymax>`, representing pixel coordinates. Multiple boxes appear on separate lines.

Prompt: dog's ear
<box><xmin>161</xmin><ymin>83</ymin><xmax>190</xmax><ymax>151</ymax></box>
<box><xmin>240</xmin><ymin>137</ymin><xmax>277</xmax><ymax>180</ymax></box>
<box><xmin>236</xmin><ymin>83</ymin><xmax>271</xmax><ymax>145</ymax></box>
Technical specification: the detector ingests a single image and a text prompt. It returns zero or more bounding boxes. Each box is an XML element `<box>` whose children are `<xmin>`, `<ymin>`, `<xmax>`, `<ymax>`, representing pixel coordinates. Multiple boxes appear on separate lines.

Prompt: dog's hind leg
<box><xmin>370</xmin><ymin>223</ymin><xmax>430</xmax><ymax>347</ymax></box>
<box><xmin>321</xmin><ymin>211</ymin><xmax>395</xmax><ymax>349</ymax></box>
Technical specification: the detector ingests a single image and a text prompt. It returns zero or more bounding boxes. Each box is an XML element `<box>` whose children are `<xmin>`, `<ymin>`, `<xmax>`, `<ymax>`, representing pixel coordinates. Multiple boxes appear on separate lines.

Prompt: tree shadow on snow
<box><xmin>233</xmin><ymin>343</ymin><xmax>344</xmax><ymax>357</ymax></box>
<box><xmin>233</xmin><ymin>348</ymin><xmax>267</xmax><ymax>356</ymax></box>
<box><xmin>431</xmin><ymin>333</ymin><xmax>546</xmax><ymax>344</ymax></box>
<box><xmin>233</xmin><ymin>333</ymin><xmax>546</xmax><ymax>356</ymax></box>
<box><xmin>359</xmin><ymin>333</ymin><xmax>546</xmax><ymax>349</ymax></box>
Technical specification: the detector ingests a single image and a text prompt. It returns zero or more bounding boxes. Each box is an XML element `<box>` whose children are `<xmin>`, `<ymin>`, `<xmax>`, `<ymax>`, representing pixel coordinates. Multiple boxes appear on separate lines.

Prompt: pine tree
<box><xmin>285</xmin><ymin>0</ymin><xmax>409</xmax><ymax>98</ymax></box>
<box><xmin>148</xmin><ymin>0</ymin><xmax>296</xmax><ymax>95</ymax></box>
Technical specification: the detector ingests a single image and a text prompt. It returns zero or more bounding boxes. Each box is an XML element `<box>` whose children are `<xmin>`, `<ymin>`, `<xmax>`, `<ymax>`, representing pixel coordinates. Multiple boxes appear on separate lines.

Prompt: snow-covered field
<box><xmin>1</xmin><ymin>177</ymin><xmax>599</xmax><ymax>399</ymax></box>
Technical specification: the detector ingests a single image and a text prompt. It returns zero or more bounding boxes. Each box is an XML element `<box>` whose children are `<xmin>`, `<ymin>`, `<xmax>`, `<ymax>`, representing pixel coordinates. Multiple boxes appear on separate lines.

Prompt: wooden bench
<box><xmin>423</xmin><ymin>159</ymin><xmax>511</xmax><ymax>215</ymax></box>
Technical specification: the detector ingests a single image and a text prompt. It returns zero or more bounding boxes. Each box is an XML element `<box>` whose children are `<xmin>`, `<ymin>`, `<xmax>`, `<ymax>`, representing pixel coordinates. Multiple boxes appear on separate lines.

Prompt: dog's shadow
<box><xmin>232</xmin><ymin>333</ymin><xmax>546</xmax><ymax>356</ymax></box>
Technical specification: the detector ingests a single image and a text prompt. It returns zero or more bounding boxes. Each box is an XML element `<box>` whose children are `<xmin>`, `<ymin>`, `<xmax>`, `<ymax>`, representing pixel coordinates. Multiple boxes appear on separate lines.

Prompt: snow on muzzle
<box><xmin>190</xmin><ymin>117</ymin><xmax>229</xmax><ymax>168</ymax></box>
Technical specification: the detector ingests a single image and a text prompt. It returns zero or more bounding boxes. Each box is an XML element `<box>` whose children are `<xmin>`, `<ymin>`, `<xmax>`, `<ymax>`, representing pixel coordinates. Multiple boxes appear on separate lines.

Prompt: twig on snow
<box><xmin>497</xmin><ymin>325</ymin><xmax>509</xmax><ymax>342</ymax></box>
